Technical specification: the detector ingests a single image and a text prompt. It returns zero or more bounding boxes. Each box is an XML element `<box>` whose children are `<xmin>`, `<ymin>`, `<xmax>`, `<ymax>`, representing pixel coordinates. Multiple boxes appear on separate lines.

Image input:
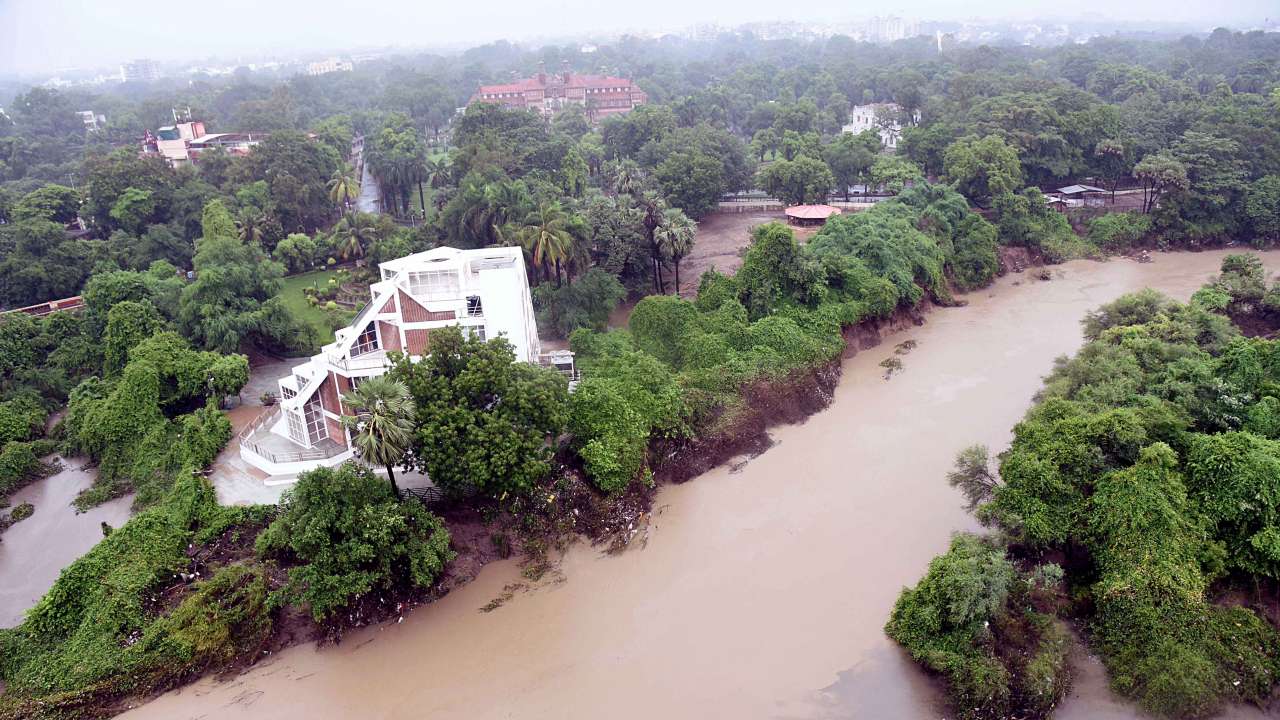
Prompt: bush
<box><xmin>0</xmin><ymin>396</ymin><xmax>45</xmax><ymax>444</ymax></box>
<box><xmin>256</xmin><ymin>464</ymin><xmax>454</xmax><ymax>621</ymax></box>
<box><xmin>0</xmin><ymin>441</ymin><xmax>55</xmax><ymax>497</ymax></box>
<box><xmin>886</xmin><ymin>534</ymin><xmax>1070</xmax><ymax>720</ymax></box>
<box><xmin>1087</xmin><ymin>212</ymin><xmax>1153</xmax><ymax>251</ymax></box>
<box><xmin>569</xmin><ymin>346</ymin><xmax>687</xmax><ymax>492</ymax></box>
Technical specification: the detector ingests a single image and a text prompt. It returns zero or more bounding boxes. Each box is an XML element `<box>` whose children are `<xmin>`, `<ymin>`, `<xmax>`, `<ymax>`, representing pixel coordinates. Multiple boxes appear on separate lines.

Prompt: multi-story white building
<box><xmin>306</xmin><ymin>58</ymin><xmax>354</xmax><ymax>76</ymax></box>
<box><xmin>841</xmin><ymin>102</ymin><xmax>919</xmax><ymax>150</ymax></box>
<box><xmin>239</xmin><ymin>246</ymin><xmax>561</xmax><ymax>478</ymax></box>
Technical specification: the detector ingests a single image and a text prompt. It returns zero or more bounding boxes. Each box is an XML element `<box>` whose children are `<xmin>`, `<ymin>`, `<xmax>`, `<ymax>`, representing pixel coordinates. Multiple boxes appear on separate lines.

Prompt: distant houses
<box><xmin>469</xmin><ymin>64</ymin><xmax>647</xmax><ymax>122</ymax></box>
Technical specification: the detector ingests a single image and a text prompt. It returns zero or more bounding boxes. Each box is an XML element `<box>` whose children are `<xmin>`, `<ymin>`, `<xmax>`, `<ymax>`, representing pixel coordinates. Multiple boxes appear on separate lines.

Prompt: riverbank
<box><xmin>118</xmin><ymin>249</ymin><xmax>1280</xmax><ymax>720</ymax></box>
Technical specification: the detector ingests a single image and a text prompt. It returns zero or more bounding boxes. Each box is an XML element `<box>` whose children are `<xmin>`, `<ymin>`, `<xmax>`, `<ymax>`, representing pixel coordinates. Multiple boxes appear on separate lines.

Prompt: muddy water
<box><xmin>122</xmin><ymin>250</ymin><xmax>1279</xmax><ymax>720</ymax></box>
<box><xmin>0</xmin><ymin>457</ymin><xmax>133</xmax><ymax>627</ymax></box>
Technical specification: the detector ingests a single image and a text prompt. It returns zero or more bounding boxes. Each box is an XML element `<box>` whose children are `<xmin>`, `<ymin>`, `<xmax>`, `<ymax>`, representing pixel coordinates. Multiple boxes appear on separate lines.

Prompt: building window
<box><xmin>281</xmin><ymin>386</ymin><xmax>297</xmax><ymax>400</ymax></box>
<box><xmin>351</xmin><ymin>322</ymin><xmax>379</xmax><ymax>357</ymax></box>
<box><xmin>466</xmin><ymin>295</ymin><xmax>483</xmax><ymax>317</ymax></box>
<box><xmin>464</xmin><ymin>325</ymin><xmax>486</xmax><ymax>342</ymax></box>
<box><xmin>407</xmin><ymin>269</ymin><xmax>460</xmax><ymax>299</ymax></box>
<box><xmin>286</xmin><ymin>409</ymin><xmax>307</xmax><ymax>446</ymax></box>
<box><xmin>294</xmin><ymin>374</ymin><xmax>309</xmax><ymax>390</ymax></box>
<box><xmin>304</xmin><ymin>395</ymin><xmax>325</xmax><ymax>444</ymax></box>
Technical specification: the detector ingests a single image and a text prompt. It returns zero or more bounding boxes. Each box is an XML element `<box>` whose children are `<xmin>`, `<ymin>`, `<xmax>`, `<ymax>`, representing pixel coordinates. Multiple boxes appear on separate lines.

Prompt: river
<box><xmin>120</xmin><ymin>250</ymin><xmax>1278</xmax><ymax>720</ymax></box>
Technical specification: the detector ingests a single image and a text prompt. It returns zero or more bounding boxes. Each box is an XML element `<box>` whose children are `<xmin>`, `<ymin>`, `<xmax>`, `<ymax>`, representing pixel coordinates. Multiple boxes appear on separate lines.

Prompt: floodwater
<box><xmin>122</xmin><ymin>250</ymin><xmax>1278</xmax><ymax>720</ymax></box>
<box><xmin>0</xmin><ymin>457</ymin><xmax>133</xmax><ymax>628</ymax></box>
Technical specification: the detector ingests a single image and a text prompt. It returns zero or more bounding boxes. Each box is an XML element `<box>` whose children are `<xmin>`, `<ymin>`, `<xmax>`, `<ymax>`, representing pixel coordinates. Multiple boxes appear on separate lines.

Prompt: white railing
<box><xmin>329</xmin><ymin>351</ymin><xmax>390</xmax><ymax>373</ymax></box>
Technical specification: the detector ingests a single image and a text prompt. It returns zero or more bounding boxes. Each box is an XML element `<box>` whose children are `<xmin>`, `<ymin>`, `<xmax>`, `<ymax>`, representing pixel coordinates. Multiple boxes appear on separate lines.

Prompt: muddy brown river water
<box><xmin>121</xmin><ymin>250</ymin><xmax>1279</xmax><ymax>720</ymax></box>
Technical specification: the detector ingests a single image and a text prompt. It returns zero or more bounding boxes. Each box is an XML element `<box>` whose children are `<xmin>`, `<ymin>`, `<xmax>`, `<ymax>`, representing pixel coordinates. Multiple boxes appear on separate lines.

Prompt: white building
<box><xmin>306</xmin><ymin>58</ymin><xmax>354</xmax><ymax>76</ymax></box>
<box><xmin>841</xmin><ymin>102</ymin><xmax>918</xmax><ymax>150</ymax></box>
<box><xmin>239</xmin><ymin>246</ymin><xmax>562</xmax><ymax>478</ymax></box>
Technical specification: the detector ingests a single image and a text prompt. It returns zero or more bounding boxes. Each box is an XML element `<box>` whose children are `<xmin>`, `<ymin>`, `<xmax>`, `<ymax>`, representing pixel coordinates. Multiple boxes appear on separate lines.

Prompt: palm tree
<box><xmin>327</xmin><ymin>169</ymin><xmax>359</xmax><ymax>214</ymax></box>
<box><xmin>340</xmin><ymin>376</ymin><xmax>416</xmax><ymax>499</ymax></box>
<box><xmin>656</xmin><ymin>208</ymin><xmax>697</xmax><ymax>296</ymax></box>
<box><xmin>635</xmin><ymin>191</ymin><xmax>666</xmax><ymax>293</ymax></box>
<box><xmin>520</xmin><ymin>202</ymin><xmax>575</xmax><ymax>286</ymax></box>
<box><xmin>610</xmin><ymin>160</ymin><xmax>643</xmax><ymax>197</ymax></box>
<box><xmin>334</xmin><ymin>212</ymin><xmax>376</xmax><ymax>261</ymax></box>
<box><xmin>236</xmin><ymin>207</ymin><xmax>266</xmax><ymax>245</ymax></box>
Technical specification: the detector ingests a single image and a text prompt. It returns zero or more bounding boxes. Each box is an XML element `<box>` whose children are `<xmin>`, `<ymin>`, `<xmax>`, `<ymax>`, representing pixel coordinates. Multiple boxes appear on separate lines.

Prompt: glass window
<box><xmin>351</xmin><ymin>322</ymin><xmax>379</xmax><ymax>357</ymax></box>
<box><xmin>281</xmin><ymin>386</ymin><xmax>296</xmax><ymax>400</ymax></box>
<box><xmin>304</xmin><ymin>395</ymin><xmax>325</xmax><ymax>444</ymax></box>
<box><xmin>286</xmin><ymin>409</ymin><xmax>307</xmax><ymax>445</ymax></box>
<box><xmin>466</xmin><ymin>295</ymin><xmax>483</xmax><ymax>317</ymax></box>
<box><xmin>464</xmin><ymin>326</ymin><xmax>486</xmax><ymax>342</ymax></box>
<box><xmin>407</xmin><ymin>269</ymin><xmax>460</xmax><ymax>299</ymax></box>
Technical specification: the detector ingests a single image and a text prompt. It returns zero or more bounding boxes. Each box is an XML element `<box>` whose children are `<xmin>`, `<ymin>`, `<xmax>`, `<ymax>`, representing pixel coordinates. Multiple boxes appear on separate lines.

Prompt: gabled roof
<box><xmin>784</xmin><ymin>204</ymin><xmax>843</xmax><ymax>220</ymax></box>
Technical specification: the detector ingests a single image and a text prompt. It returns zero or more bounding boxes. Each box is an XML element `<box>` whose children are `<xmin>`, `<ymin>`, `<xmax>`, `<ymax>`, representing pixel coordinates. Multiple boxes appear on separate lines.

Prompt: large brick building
<box><xmin>470</xmin><ymin>68</ymin><xmax>646</xmax><ymax>121</ymax></box>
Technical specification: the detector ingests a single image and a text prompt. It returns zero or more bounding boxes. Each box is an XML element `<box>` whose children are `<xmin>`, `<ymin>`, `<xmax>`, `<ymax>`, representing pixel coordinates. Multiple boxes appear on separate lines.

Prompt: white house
<box><xmin>841</xmin><ymin>102</ymin><xmax>919</xmax><ymax>150</ymax></box>
<box><xmin>239</xmin><ymin>246</ymin><xmax>555</xmax><ymax>478</ymax></box>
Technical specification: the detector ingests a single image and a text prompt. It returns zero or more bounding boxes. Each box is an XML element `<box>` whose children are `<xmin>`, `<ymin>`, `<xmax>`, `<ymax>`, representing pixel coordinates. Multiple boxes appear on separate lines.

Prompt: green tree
<box><xmin>869</xmin><ymin>156</ymin><xmax>924</xmax><ymax>195</ymax></box>
<box><xmin>823</xmin><ymin>132</ymin><xmax>877</xmax><ymax>200</ymax></box>
<box><xmin>340</xmin><ymin>376</ymin><xmax>417</xmax><ymax>498</ymax></box>
<box><xmin>943</xmin><ymin>134</ymin><xmax>1023</xmax><ymax>207</ymax></box>
<box><xmin>755</xmin><ymin>156</ymin><xmax>835</xmax><ymax>206</ymax></box>
<box><xmin>1244</xmin><ymin>175</ymin><xmax>1280</xmax><ymax>246</ymax></box>
<box><xmin>255</xmin><ymin>463</ymin><xmax>453</xmax><ymax>622</ymax></box>
<box><xmin>389</xmin><ymin>327</ymin><xmax>568</xmax><ymax>500</ymax></box>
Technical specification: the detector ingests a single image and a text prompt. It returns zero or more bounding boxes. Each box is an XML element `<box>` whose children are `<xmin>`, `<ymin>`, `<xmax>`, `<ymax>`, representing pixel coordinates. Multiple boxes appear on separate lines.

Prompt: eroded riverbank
<box><xmin>121</xmin><ymin>250</ymin><xmax>1280</xmax><ymax>720</ymax></box>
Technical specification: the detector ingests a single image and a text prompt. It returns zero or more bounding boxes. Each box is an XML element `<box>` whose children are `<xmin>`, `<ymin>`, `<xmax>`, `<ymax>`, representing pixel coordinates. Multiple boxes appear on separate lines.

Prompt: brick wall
<box><xmin>325</xmin><ymin>415</ymin><xmax>346</xmax><ymax>447</ymax></box>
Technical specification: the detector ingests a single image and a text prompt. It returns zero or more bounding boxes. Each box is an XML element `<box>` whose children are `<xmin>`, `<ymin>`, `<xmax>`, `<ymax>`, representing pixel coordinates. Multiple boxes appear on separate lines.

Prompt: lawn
<box><xmin>277</xmin><ymin>269</ymin><xmax>342</xmax><ymax>345</ymax></box>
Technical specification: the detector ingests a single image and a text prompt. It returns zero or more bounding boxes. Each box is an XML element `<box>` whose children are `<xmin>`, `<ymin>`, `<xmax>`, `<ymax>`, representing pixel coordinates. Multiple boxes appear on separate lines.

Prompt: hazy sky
<box><xmin>0</xmin><ymin>0</ymin><xmax>1275</xmax><ymax>75</ymax></box>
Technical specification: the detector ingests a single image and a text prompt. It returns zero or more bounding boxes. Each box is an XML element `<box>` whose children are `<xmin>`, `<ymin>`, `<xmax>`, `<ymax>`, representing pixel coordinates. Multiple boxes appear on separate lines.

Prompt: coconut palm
<box><xmin>236</xmin><ymin>207</ymin><xmax>266</xmax><ymax>245</ymax></box>
<box><xmin>635</xmin><ymin>190</ymin><xmax>666</xmax><ymax>293</ymax></box>
<box><xmin>334</xmin><ymin>212</ymin><xmax>376</xmax><ymax>261</ymax></box>
<box><xmin>327</xmin><ymin>169</ymin><xmax>359</xmax><ymax>213</ymax></box>
<box><xmin>656</xmin><ymin>208</ymin><xmax>697</xmax><ymax>296</ymax></box>
<box><xmin>519</xmin><ymin>202</ymin><xmax>575</xmax><ymax>286</ymax></box>
<box><xmin>340</xmin><ymin>376</ymin><xmax>416</xmax><ymax>498</ymax></box>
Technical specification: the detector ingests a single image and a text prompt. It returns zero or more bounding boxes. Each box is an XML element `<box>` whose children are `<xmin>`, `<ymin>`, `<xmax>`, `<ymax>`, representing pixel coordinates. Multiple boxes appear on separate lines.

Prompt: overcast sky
<box><xmin>0</xmin><ymin>0</ymin><xmax>1275</xmax><ymax>76</ymax></box>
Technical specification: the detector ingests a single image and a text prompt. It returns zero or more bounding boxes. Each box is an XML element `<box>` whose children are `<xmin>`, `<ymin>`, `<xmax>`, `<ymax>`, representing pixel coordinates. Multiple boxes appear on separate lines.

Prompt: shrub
<box><xmin>256</xmin><ymin>464</ymin><xmax>454</xmax><ymax>621</ymax></box>
<box><xmin>1087</xmin><ymin>212</ymin><xmax>1153</xmax><ymax>251</ymax></box>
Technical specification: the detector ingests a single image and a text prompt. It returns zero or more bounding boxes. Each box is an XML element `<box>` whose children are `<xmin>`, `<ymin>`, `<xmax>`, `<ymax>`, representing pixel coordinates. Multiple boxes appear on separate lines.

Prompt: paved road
<box><xmin>353</xmin><ymin>136</ymin><xmax>381</xmax><ymax>215</ymax></box>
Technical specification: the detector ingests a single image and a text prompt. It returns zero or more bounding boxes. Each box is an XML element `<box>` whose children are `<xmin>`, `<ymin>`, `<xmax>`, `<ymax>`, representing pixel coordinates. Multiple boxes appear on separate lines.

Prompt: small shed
<box><xmin>1054</xmin><ymin>184</ymin><xmax>1107</xmax><ymax>208</ymax></box>
<box><xmin>784</xmin><ymin>204</ymin><xmax>843</xmax><ymax>226</ymax></box>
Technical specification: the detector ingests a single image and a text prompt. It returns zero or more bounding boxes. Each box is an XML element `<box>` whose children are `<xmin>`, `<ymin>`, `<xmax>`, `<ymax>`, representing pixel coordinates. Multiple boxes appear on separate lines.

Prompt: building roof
<box><xmin>1056</xmin><ymin>184</ymin><xmax>1106</xmax><ymax>195</ymax></box>
<box><xmin>784</xmin><ymin>204</ymin><xmax>843</xmax><ymax>220</ymax></box>
<box><xmin>476</xmin><ymin>73</ymin><xmax>639</xmax><ymax>95</ymax></box>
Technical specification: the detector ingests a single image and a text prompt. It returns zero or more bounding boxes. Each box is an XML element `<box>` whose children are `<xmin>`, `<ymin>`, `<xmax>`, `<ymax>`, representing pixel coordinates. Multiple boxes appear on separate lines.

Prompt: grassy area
<box><xmin>278</xmin><ymin>269</ymin><xmax>342</xmax><ymax>345</ymax></box>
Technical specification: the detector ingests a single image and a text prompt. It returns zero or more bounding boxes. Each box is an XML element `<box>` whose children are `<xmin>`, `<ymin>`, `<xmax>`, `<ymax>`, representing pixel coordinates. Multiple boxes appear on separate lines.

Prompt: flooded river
<box><xmin>0</xmin><ymin>457</ymin><xmax>133</xmax><ymax>627</ymax></box>
<box><xmin>122</xmin><ymin>250</ymin><xmax>1278</xmax><ymax>720</ymax></box>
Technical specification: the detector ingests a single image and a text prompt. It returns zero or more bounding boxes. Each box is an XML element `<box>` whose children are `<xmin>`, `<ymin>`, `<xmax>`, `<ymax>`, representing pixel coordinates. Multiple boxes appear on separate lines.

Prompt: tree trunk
<box><xmin>418</xmin><ymin>180</ymin><xmax>426</xmax><ymax>218</ymax></box>
<box><xmin>673</xmin><ymin>259</ymin><xmax>681</xmax><ymax>296</ymax></box>
<box><xmin>555</xmin><ymin>259</ymin><xmax>563</xmax><ymax>288</ymax></box>
<box><xmin>386</xmin><ymin>463</ymin><xmax>400</xmax><ymax>499</ymax></box>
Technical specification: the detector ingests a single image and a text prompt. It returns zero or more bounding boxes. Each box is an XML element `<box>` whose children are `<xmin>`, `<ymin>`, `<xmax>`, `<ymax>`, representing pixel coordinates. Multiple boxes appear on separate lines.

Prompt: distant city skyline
<box><xmin>1</xmin><ymin>0</ymin><xmax>1275</xmax><ymax>78</ymax></box>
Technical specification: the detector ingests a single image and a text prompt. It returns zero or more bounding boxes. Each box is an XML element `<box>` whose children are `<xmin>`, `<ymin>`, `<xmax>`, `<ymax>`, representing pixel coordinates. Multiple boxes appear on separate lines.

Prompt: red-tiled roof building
<box><xmin>470</xmin><ymin>70</ymin><xmax>647</xmax><ymax>121</ymax></box>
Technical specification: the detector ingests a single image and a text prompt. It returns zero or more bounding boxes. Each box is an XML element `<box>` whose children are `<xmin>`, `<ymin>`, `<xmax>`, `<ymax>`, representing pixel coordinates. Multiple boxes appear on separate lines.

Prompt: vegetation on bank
<box><xmin>891</xmin><ymin>254</ymin><xmax>1280</xmax><ymax>719</ymax></box>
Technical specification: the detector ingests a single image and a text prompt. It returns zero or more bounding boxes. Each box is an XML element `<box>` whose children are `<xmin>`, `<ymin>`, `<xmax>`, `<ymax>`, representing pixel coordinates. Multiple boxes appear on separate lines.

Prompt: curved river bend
<box><xmin>123</xmin><ymin>250</ymin><xmax>1278</xmax><ymax>720</ymax></box>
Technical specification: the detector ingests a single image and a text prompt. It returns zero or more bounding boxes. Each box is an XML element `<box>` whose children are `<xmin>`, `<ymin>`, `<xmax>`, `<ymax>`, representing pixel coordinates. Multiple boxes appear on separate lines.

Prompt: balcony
<box><xmin>328</xmin><ymin>349</ymin><xmax>390</xmax><ymax>373</ymax></box>
<box><xmin>237</xmin><ymin>407</ymin><xmax>350</xmax><ymax>471</ymax></box>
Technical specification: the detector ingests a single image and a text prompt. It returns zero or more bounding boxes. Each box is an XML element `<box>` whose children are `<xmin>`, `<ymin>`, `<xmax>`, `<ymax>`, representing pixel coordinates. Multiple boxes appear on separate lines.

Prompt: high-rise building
<box><xmin>121</xmin><ymin>59</ymin><xmax>162</xmax><ymax>82</ymax></box>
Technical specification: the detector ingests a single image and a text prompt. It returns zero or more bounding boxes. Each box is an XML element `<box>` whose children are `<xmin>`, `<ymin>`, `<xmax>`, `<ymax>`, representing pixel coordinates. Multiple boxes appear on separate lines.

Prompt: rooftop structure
<box><xmin>784</xmin><ymin>204</ymin><xmax>843</xmax><ymax>226</ymax></box>
<box><xmin>470</xmin><ymin>64</ymin><xmax>647</xmax><ymax>121</ymax></box>
<box><xmin>141</xmin><ymin>120</ymin><xmax>260</xmax><ymax>166</ymax></box>
<box><xmin>240</xmin><ymin>246</ymin><xmax>569</xmax><ymax>479</ymax></box>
